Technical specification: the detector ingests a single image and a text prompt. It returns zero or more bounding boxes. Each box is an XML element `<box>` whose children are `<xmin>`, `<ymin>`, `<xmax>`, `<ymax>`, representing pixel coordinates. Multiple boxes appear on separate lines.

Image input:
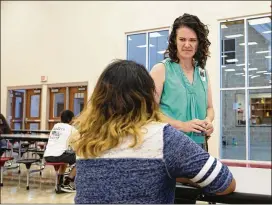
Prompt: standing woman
<box><xmin>150</xmin><ymin>13</ymin><xmax>214</xmax><ymax>149</ymax></box>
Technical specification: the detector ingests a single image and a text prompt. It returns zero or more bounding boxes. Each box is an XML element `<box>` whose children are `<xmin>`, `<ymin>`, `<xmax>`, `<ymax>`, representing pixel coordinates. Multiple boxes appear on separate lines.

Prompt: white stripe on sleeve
<box><xmin>191</xmin><ymin>156</ymin><xmax>215</xmax><ymax>183</ymax></box>
<box><xmin>198</xmin><ymin>160</ymin><xmax>223</xmax><ymax>187</ymax></box>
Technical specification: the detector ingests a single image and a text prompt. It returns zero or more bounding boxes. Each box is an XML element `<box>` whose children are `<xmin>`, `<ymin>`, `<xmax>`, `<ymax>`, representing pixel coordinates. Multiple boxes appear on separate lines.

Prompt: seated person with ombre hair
<box><xmin>70</xmin><ymin>60</ymin><xmax>236</xmax><ymax>204</ymax></box>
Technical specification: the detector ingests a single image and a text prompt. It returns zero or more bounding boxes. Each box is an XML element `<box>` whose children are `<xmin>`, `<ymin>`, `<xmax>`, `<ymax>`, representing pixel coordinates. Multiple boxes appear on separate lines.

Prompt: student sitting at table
<box><xmin>69</xmin><ymin>60</ymin><xmax>236</xmax><ymax>204</ymax></box>
<box><xmin>44</xmin><ymin>110</ymin><xmax>77</xmax><ymax>193</ymax></box>
<box><xmin>0</xmin><ymin>113</ymin><xmax>12</xmax><ymax>157</ymax></box>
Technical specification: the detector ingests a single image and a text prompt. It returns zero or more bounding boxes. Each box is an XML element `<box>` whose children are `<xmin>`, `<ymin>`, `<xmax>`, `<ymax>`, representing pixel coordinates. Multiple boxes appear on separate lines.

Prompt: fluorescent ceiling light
<box><xmin>262</xmin><ymin>30</ymin><xmax>272</xmax><ymax>34</ymax></box>
<box><xmin>225</xmin><ymin>69</ymin><xmax>235</xmax><ymax>72</ymax></box>
<box><xmin>137</xmin><ymin>45</ymin><xmax>147</xmax><ymax>48</ymax></box>
<box><xmin>225</xmin><ymin>34</ymin><xmax>243</xmax><ymax>38</ymax></box>
<box><xmin>263</xmin><ymin>72</ymin><xmax>272</xmax><ymax>75</ymax></box>
<box><xmin>256</xmin><ymin>50</ymin><xmax>270</xmax><ymax>54</ymax></box>
<box><xmin>249</xmin><ymin>68</ymin><xmax>258</xmax><ymax>71</ymax></box>
<box><xmin>157</xmin><ymin>50</ymin><xmax>166</xmax><ymax>54</ymax></box>
<box><xmin>128</xmin><ymin>37</ymin><xmax>132</xmax><ymax>41</ymax></box>
<box><xmin>256</xmin><ymin>71</ymin><xmax>268</xmax><ymax>73</ymax></box>
<box><xmin>243</xmin><ymin>68</ymin><xmax>258</xmax><ymax>71</ymax></box>
<box><xmin>251</xmin><ymin>75</ymin><xmax>260</xmax><ymax>79</ymax></box>
<box><xmin>222</xmin><ymin>55</ymin><xmax>228</xmax><ymax>58</ymax></box>
<box><xmin>221</xmin><ymin>65</ymin><xmax>226</xmax><ymax>68</ymax></box>
<box><xmin>239</xmin><ymin>42</ymin><xmax>258</xmax><ymax>46</ymax></box>
<box><xmin>226</xmin><ymin>59</ymin><xmax>238</xmax><ymax>63</ymax></box>
<box><xmin>265</xmin><ymin>56</ymin><xmax>271</xmax><ymax>59</ymax></box>
<box><xmin>235</xmin><ymin>73</ymin><xmax>244</xmax><ymax>75</ymax></box>
<box><xmin>149</xmin><ymin>32</ymin><xmax>163</xmax><ymax>38</ymax></box>
<box><xmin>242</xmin><ymin>74</ymin><xmax>253</xmax><ymax>77</ymax></box>
<box><xmin>137</xmin><ymin>44</ymin><xmax>155</xmax><ymax>48</ymax></box>
<box><xmin>221</xmin><ymin>25</ymin><xmax>228</xmax><ymax>29</ymax></box>
<box><xmin>236</xmin><ymin>63</ymin><xmax>250</xmax><ymax>67</ymax></box>
<box><xmin>248</xmin><ymin>17</ymin><xmax>271</xmax><ymax>25</ymax></box>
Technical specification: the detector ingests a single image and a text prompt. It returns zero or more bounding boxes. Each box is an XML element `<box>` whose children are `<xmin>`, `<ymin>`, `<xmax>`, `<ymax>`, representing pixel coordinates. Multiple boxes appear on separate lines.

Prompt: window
<box><xmin>48</xmin><ymin>85</ymin><xmax>88</xmax><ymax>129</ymax></box>
<box><xmin>221</xmin><ymin>39</ymin><xmax>236</xmax><ymax>65</ymax></box>
<box><xmin>7</xmin><ymin>88</ymin><xmax>42</xmax><ymax>130</ymax></box>
<box><xmin>127</xmin><ymin>29</ymin><xmax>169</xmax><ymax>71</ymax></box>
<box><xmin>220</xmin><ymin>16</ymin><xmax>271</xmax><ymax>162</ymax></box>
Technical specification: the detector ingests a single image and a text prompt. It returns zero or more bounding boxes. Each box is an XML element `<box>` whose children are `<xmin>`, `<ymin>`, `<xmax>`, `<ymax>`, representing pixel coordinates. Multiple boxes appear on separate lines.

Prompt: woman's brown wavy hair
<box><xmin>165</xmin><ymin>13</ymin><xmax>211</xmax><ymax>69</ymax></box>
<box><xmin>70</xmin><ymin>60</ymin><xmax>162</xmax><ymax>158</ymax></box>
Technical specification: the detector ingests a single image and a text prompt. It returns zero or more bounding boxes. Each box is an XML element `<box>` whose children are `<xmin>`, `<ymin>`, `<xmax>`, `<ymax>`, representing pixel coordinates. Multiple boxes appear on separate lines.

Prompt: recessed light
<box><xmin>226</xmin><ymin>59</ymin><xmax>238</xmax><ymax>63</ymax></box>
<box><xmin>243</xmin><ymin>68</ymin><xmax>258</xmax><ymax>71</ymax></box>
<box><xmin>256</xmin><ymin>50</ymin><xmax>270</xmax><ymax>54</ymax></box>
<box><xmin>225</xmin><ymin>69</ymin><xmax>235</xmax><ymax>72</ymax></box>
<box><xmin>136</xmin><ymin>44</ymin><xmax>155</xmax><ymax>48</ymax></box>
<box><xmin>239</xmin><ymin>42</ymin><xmax>258</xmax><ymax>46</ymax></box>
<box><xmin>236</xmin><ymin>63</ymin><xmax>250</xmax><ymax>67</ymax></box>
<box><xmin>251</xmin><ymin>75</ymin><xmax>261</xmax><ymax>79</ymax></box>
<box><xmin>157</xmin><ymin>50</ymin><xmax>166</xmax><ymax>54</ymax></box>
<box><xmin>225</xmin><ymin>34</ymin><xmax>243</xmax><ymax>38</ymax></box>
<box><xmin>149</xmin><ymin>32</ymin><xmax>163</xmax><ymax>38</ymax></box>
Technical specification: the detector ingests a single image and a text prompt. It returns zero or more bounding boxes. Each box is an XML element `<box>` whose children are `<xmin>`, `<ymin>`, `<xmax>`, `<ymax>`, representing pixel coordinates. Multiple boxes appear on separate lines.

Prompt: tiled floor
<box><xmin>222</xmin><ymin>144</ymin><xmax>271</xmax><ymax>161</ymax></box>
<box><xmin>1</xmin><ymin>163</ymin><xmax>75</xmax><ymax>203</ymax></box>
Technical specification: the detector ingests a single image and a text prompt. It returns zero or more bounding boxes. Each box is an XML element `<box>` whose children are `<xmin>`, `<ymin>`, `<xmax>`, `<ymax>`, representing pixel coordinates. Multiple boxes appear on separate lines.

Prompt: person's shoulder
<box><xmin>162</xmin><ymin>124</ymin><xmax>193</xmax><ymax>146</ymax></box>
<box><xmin>52</xmin><ymin>123</ymin><xmax>62</xmax><ymax>129</ymax></box>
<box><xmin>150</xmin><ymin>62</ymin><xmax>166</xmax><ymax>73</ymax></box>
<box><xmin>162</xmin><ymin>124</ymin><xmax>181</xmax><ymax>139</ymax></box>
<box><xmin>52</xmin><ymin>123</ymin><xmax>72</xmax><ymax>130</ymax></box>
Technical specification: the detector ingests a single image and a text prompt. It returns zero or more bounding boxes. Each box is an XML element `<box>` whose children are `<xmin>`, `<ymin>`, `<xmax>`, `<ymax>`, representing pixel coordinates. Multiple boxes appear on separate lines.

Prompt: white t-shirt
<box><xmin>44</xmin><ymin>123</ymin><xmax>76</xmax><ymax>157</ymax></box>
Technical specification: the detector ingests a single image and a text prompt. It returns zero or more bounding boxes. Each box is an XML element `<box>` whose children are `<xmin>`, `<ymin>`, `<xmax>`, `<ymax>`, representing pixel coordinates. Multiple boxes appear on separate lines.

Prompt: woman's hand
<box><xmin>177</xmin><ymin>119</ymin><xmax>207</xmax><ymax>133</ymax></box>
<box><xmin>204</xmin><ymin>118</ymin><xmax>214</xmax><ymax>136</ymax></box>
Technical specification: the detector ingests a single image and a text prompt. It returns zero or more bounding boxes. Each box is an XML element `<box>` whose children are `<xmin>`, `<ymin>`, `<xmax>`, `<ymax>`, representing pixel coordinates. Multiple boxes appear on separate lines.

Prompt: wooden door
<box><xmin>25</xmin><ymin>89</ymin><xmax>42</xmax><ymax>130</ymax></box>
<box><xmin>10</xmin><ymin>90</ymin><xmax>24</xmax><ymax>129</ymax></box>
<box><xmin>48</xmin><ymin>87</ymin><xmax>66</xmax><ymax>130</ymax></box>
<box><xmin>69</xmin><ymin>86</ymin><xmax>87</xmax><ymax>116</ymax></box>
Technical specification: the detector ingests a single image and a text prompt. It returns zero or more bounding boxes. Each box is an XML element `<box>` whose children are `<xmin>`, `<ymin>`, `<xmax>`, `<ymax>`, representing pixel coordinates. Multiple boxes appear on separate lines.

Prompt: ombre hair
<box><xmin>70</xmin><ymin>60</ymin><xmax>162</xmax><ymax>158</ymax></box>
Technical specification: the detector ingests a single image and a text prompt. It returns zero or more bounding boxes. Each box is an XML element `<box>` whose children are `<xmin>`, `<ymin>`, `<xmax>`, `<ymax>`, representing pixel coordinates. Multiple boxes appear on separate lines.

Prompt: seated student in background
<box><xmin>44</xmin><ymin>110</ymin><xmax>77</xmax><ymax>193</ymax></box>
<box><xmin>0</xmin><ymin>113</ymin><xmax>12</xmax><ymax>157</ymax></box>
<box><xmin>70</xmin><ymin>60</ymin><xmax>236</xmax><ymax>204</ymax></box>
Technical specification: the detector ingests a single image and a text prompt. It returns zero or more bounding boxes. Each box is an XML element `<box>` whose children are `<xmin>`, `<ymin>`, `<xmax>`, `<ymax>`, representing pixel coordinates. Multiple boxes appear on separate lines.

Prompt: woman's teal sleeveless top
<box><xmin>159</xmin><ymin>58</ymin><xmax>208</xmax><ymax>144</ymax></box>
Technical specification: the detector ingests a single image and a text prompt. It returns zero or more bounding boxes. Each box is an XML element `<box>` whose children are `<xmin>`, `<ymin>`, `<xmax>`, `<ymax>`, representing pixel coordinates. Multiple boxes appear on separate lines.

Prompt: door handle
<box><xmin>25</xmin><ymin>119</ymin><xmax>41</xmax><ymax>122</ymax></box>
<box><xmin>48</xmin><ymin>119</ymin><xmax>59</xmax><ymax>122</ymax></box>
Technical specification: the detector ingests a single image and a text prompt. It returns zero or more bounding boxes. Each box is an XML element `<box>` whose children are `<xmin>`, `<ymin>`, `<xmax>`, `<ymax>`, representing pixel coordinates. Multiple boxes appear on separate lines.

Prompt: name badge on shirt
<box><xmin>199</xmin><ymin>69</ymin><xmax>206</xmax><ymax>82</ymax></box>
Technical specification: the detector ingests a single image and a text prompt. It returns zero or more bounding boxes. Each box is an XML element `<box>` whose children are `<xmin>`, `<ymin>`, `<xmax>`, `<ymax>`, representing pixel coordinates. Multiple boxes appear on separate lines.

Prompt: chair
<box><xmin>0</xmin><ymin>157</ymin><xmax>14</xmax><ymax>186</ymax></box>
<box><xmin>16</xmin><ymin>158</ymin><xmax>41</xmax><ymax>190</ymax></box>
<box><xmin>45</xmin><ymin>162</ymin><xmax>67</xmax><ymax>193</ymax></box>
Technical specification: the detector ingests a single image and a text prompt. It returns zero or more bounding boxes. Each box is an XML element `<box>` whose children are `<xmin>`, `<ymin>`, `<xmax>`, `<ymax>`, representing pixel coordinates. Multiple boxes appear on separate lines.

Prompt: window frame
<box><xmin>219</xmin><ymin>13</ymin><xmax>272</xmax><ymax>162</ymax></box>
<box><xmin>126</xmin><ymin>27</ymin><xmax>170</xmax><ymax>71</ymax></box>
<box><xmin>221</xmin><ymin>38</ymin><xmax>236</xmax><ymax>65</ymax></box>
